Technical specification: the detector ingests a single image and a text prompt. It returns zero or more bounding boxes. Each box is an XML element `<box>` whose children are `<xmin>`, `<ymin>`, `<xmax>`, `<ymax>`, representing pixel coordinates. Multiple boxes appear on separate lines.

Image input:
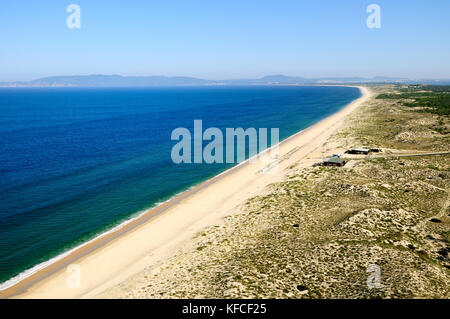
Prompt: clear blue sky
<box><xmin>1</xmin><ymin>0</ymin><xmax>449</xmax><ymax>81</ymax></box>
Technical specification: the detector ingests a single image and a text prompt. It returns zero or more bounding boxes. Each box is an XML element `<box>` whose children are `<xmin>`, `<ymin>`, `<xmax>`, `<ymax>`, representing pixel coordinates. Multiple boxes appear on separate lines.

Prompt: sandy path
<box><xmin>1</xmin><ymin>86</ymin><xmax>370</xmax><ymax>299</ymax></box>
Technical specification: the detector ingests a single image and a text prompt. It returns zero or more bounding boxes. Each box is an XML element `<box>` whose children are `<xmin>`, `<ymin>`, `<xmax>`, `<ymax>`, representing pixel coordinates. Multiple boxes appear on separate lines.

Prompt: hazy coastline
<box><xmin>0</xmin><ymin>86</ymin><xmax>368</xmax><ymax>298</ymax></box>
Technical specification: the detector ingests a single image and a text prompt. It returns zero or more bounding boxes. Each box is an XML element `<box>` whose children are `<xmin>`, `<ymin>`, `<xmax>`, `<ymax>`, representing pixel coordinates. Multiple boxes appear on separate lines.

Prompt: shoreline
<box><xmin>0</xmin><ymin>85</ymin><xmax>370</xmax><ymax>299</ymax></box>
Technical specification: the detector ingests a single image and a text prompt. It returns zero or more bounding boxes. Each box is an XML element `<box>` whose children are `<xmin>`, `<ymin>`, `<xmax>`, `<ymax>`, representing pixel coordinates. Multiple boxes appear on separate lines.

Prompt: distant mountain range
<box><xmin>1</xmin><ymin>74</ymin><xmax>449</xmax><ymax>87</ymax></box>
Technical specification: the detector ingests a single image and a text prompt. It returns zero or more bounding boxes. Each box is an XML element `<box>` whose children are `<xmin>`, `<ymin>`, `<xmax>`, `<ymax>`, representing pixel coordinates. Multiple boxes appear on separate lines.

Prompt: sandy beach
<box><xmin>0</xmin><ymin>86</ymin><xmax>370</xmax><ymax>299</ymax></box>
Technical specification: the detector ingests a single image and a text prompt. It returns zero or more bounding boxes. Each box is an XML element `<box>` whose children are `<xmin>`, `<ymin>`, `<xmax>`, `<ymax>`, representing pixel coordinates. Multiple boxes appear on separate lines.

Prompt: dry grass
<box><xmin>115</xmin><ymin>85</ymin><xmax>449</xmax><ymax>299</ymax></box>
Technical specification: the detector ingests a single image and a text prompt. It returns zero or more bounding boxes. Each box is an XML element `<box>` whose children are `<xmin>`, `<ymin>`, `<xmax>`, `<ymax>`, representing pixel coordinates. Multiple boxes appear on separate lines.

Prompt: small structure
<box><xmin>344</xmin><ymin>148</ymin><xmax>370</xmax><ymax>155</ymax></box>
<box><xmin>322</xmin><ymin>157</ymin><xmax>347</xmax><ymax>167</ymax></box>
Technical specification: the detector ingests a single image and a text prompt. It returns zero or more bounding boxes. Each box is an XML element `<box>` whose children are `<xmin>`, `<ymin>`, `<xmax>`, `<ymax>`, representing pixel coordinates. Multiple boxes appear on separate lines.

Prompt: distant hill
<box><xmin>0</xmin><ymin>75</ymin><xmax>211</xmax><ymax>87</ymax></box>
<box><xmin>1</xmin><ymin>74</ymin><xmax>449</xmax><ymax>87</ymax></box>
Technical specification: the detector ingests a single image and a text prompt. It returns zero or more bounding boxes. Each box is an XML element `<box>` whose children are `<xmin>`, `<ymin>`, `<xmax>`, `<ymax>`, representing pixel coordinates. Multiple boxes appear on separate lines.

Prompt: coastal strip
<box><xmin>0</xmin><ymin>86</ymin><xmax>369</xmax><ymax>299</ymax></box>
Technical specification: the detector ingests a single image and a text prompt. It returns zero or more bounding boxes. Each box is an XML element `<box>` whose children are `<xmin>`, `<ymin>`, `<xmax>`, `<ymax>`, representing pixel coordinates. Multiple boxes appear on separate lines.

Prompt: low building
<box><xmin>344</xmin><ymin>148</ymin><xmax>370</xmax><ymax>155</ymax></box>
<box><xmin>322</xmin><ymin>157</ymin><xmax>347</xmax><ymax>167</ymax></box>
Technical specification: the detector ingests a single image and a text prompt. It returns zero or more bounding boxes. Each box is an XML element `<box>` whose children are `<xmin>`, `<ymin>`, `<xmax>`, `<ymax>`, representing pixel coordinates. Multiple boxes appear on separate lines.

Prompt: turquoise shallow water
<box><xmin>0</xmin><ymin>85</ymin><xmax>361</xmax><ymax>286</ymax></box>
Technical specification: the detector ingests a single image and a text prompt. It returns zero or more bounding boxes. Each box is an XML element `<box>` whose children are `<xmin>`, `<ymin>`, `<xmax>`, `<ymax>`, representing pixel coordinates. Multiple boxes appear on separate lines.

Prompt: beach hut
<box><xmin>322</xmin><ymin>157</ymin><xmax>347</xmax><ymax>167</ymax></box>
<box><xmin>344</xmin><ymin>148</ymin><xmax>370</xmax><ymax>155</ymax></box>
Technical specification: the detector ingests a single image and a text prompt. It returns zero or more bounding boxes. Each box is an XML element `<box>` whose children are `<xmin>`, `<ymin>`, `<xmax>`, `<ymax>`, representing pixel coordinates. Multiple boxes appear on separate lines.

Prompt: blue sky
<box><xmin>1</xmin><ymin>0</ymin><xmax>449</xmax><ymax>81</ymax></box>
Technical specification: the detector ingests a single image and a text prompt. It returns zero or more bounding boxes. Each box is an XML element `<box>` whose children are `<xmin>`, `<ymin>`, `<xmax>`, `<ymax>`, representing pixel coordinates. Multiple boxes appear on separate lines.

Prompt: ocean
<box><xmin>0</xmin><ymin>85</ymin><xmax>361</xmax><ymax>287</ymax></box>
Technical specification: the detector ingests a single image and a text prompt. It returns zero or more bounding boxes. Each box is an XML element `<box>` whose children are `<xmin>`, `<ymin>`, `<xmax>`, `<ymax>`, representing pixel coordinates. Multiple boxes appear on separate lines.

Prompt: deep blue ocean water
<box><xmin>0</xmin><ymin>86</ymin><xmax>360</xmax><ymax>286</ymax></box>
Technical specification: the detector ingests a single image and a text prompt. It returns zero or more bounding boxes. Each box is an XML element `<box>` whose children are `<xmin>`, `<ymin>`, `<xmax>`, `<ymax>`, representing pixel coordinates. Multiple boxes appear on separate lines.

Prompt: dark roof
<box><xmin>323</xmin><ymin>157</ymin><xmax>346</xmax><ymax>164</ymax></box>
